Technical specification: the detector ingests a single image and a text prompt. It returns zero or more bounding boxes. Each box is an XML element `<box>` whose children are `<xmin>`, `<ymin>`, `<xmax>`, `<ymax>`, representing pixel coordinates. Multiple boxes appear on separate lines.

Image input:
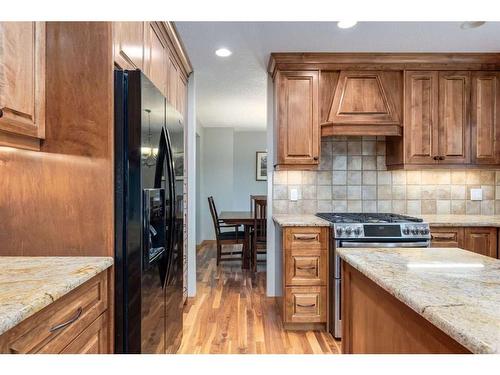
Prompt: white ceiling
<box><xmin>176</xmin><ymin>22</ymin><xmax>500</xmax><ymax>130</ymax></box>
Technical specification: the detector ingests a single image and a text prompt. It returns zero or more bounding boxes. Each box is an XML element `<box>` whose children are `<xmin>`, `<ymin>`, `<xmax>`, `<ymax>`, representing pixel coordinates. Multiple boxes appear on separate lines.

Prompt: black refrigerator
<box><xmin>114</xmin><ymin>70</ymin><xmax>184</xmax><ymax>354</ymax></box>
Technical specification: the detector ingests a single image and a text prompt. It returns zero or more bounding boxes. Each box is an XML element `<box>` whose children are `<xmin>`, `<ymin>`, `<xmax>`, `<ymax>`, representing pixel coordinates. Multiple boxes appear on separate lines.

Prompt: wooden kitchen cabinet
<box><xmin>430</xmin><ymin>227</ymin><xmax>464</xmax><ymax>248</ymax></box>
<box><xmin>0</xmin><ymin>271</ymin><xmax>111</xmax><ymax>354</ymax></box>
<box><xmin>0</xmin><ymin>22</ymin><xmax>45</xmax><ymax>150</ymax></box>
<box><xmin>167</xmin><ymin>55</ymin><xmax>179</xmax><ymax>108</ymax></box>
<box><xmin>113</xmin><ymin>22</ymin><xmax>144</xmax><ymax>70</ymax></box>
<box><xmin>285</xmin><ymin>286</ymin><xmax>327</xmax><ymax>324</ymax></box>
<box><xmin>144</xmin><ymin>22</ymin><xmax>168</xmax><ymax>96</ymax></box>
<box><xmin>463</xmin><ymin>227</ymin><xmax>498</xmax><ymax>258</ymax></box>
<box><xmin>404</xmin><ymin>71</ymin><xmax>439</xmax><ymax>164</ymax></box>
<box><xmin>438</xmin><ymin>71</ymin><xmax>471</xmax><ymax>164</ymax></box>
<box><xmin>471</xmin><ymin>72</ymin><xmax>500</xmax><ymax>165</ymax></box>
<box><xmin>59</xmin><ymin>313</ymin><xmax>108</xmax><ymax>354</ymax></box>
<box><xmin>280</xmin><ymin>226</ymin><xmax>329</xmax><ymax>330</ymax></box>
<box><xmin>275</xmin><ymin>70</ymin><xmax>320</xmax><ymax>169</ymax></box>
<box><xmin>177</xmin><ymin>76</ymin><xmax>188</xmax><ymax>119</ymax></box>
<box><xmin>430</xmin><ymin>226</ymin><xmax>498</xmax><ymax>258</ymax></box>
<box><xmin>398</xmin><ymin>71</ymin><xmax>471</xmax><ymax>167</ymax></box>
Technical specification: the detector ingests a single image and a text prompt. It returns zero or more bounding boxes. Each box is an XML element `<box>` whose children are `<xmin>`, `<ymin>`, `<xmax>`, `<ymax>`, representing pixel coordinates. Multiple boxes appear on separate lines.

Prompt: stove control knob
<box><xmin>345</xmin><ymin>226</ymin><xmax>353</xmax><ymax>236</ymax></box>
<box><xmin>336</xmin><ymin>227</ymin><xmax>345</xmax><ymax>237</ymax></box>
<box><xmin>402</xmin><ymin>226</ymin><xmax>410</xmax><ymax>235</ymax></box>
<box><xmin>411</xmin><ymin>227</ymin><xmax>419</xmax><ymax>235</ymax></box>
<box><xmin>353</xmin><ymin>227</ymin><xmax>362</xmax><ymax>236</ymax></box>
<box><xmin>420</xmin><ymin>227</ymin><xmax>429</xmax><ymax>235</ymax></box>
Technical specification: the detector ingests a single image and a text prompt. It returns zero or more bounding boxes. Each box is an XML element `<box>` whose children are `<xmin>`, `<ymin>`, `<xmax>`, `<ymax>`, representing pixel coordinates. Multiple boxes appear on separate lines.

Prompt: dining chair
<box><xmin>208</xmin><ymin>196</ymin><xmax>246</xmax><ymax>265</ymax></box>
<box><xmin>251</xmin><ymin>198</ymin><xmax>267</xmax><ymax>272</ymax></box>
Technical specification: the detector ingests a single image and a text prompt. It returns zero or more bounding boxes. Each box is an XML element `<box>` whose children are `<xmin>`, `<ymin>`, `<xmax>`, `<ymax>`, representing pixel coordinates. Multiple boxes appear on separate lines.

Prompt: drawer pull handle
<box><xmin>49</xmin><ymin>307</ymin><xmax>83</xmax><ymax>332</ymax></box>
<box><xmin>294</xmin><ymin>234</ymin><xmax>318</xmax><ymax>241</ymax></box>
<box><xmin>297</xmin><ymin>265</ymin><xmax>316</xmax><ymax>270</ymax></box>
<box><xmin>431</xmin><ymin>234</ymin><xmax>455</xmax><ymax>240</ymax></box>
<box><xmin>297</xmin><ymin>303</ymin><xmax>315</xmax><ymax>308</ymax></box>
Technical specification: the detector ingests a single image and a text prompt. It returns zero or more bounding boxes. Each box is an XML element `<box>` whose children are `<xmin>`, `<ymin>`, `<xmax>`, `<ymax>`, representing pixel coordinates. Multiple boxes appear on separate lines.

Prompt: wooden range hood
<box><xmin>319</xmin><ymin>70</ymin><xmax>403</xmax><ymax>136</ymax></box>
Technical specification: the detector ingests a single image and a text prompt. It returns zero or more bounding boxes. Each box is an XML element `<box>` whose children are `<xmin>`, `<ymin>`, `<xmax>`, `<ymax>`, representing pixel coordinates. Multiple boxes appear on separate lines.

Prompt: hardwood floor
<box><xmin>177</xmin><ymin>242</ymin><xmax>340</xmax><ymax>354</ymax></box>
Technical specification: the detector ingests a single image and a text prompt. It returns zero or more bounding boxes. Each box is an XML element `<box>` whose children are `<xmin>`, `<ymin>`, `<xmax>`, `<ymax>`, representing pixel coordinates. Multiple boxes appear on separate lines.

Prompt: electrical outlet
<box><xmin>470</xmin><ymin>188</ymin><xmax>483</xmax><ymax>201</ymax></box>
<box><xmin>290</xmin><ymin>188</ymin><xmax>299</xmax><ymax>201</ymax></box>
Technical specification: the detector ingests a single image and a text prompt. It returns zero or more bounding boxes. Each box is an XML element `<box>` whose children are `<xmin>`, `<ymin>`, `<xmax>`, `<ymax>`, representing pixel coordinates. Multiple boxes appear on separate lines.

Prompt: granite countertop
<box><xmin>272</xmin><ymin>214</ymin><xmax>331</xmax><ymax>227</ymax></box>
<box><xmin>272</xmin><ymin>213</ymin><xmax>500</xmax><ymax>227</ymax></box>
<box><xmin>419</xmin><ymin>215</ymin><xmax>500</xmax><ymax>227</ymax></box>
<box><xmin>337</xmin><ymin>247</ymin><xmax>500</xmax><ymax>354</ymax></box>
<box><xmin>0</xmin><ymin>257</ymin><xmax>113</xmax><ymax>336</ymax></box>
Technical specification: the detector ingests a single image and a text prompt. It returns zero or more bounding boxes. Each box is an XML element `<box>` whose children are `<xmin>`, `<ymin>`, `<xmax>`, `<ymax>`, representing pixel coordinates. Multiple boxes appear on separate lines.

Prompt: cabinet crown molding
<box><xmin>268</xmin><ymin>53</ymin><xmax>500</xmax><ymax>78</ymax></box>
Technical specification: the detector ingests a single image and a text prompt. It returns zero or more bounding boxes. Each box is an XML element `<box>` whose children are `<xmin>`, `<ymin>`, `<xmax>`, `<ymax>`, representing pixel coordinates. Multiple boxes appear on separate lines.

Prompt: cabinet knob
<box><xmin>313</xmin><ymin>156</ymin><xmax>319</xmax><ymax>161</ymax></box>
<box><xmin>0</xmin><ymin>109</ymin><xmax>3</xmax><ymax>118</ymax></box>
<box><xmin>433</xmin><ymin>156</ymin><xmax>438</xmax><ymax>160</ymax></box>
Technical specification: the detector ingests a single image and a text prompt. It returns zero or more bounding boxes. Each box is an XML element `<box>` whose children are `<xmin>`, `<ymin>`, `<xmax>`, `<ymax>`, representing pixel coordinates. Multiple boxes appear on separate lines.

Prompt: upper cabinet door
<box><xmin>328</xmin><ymin>71</ymin><xmax>400</xmax><ymax>125</ymax></box>
<box><xmin>113</xmin><ymin>22</ymin><xmax>144</xmax><ymax>70</ymax></box>
<box><xmin>404</xmin><ymin>71</ymin><xmax>439</xmax><ymax>164</ymax></box>
<box><xmin>144</xmin><ymin>23</ymin><xmax>168</xmax><ymax>96</ymax></box>
<box><xmin>276</xmin><ymin>70</ymin><xmax>319</xmax><ymax>167</ymax></box>
<box><xmin>177</xmin><ymin>77</ymin><xmax>187</xmax><ymax>119</ymax></box>
<box><xmin>438</xmin><ymin>71</ymin><xmax>471</xmax><ymax>164</ymax></box>
<box><xmin>167</xmin><ymin>56</ymin><xmax>179</xmax><ymax>108</ymax></box>
<box><xmin>471</xmin><ymin>71</ymin><xmax>500</xmax><ymax>165</ymax></box>
<box><xmin>0</xmin><ymin>22</ymin><xmax>46</xmax><ymax>150</ymax></box>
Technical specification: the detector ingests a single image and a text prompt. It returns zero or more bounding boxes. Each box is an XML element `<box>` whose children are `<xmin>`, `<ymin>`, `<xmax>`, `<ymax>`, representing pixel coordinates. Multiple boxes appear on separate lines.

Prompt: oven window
<box><xmin>363</xmin><ymin>225</ymin><xmax>401</xmax><ymax>237</ymax></box>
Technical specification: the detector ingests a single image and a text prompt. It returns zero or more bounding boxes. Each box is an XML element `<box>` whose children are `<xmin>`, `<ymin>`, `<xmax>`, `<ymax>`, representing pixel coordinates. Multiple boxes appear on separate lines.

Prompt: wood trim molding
<box><xmin>0</xmin><ymin>129</ymin><xmax>41</xmax><ymax>151</ymax></box>
<box><xmin>321</xmin><ymin>123</ymin><xmax>402</xmax><ymax>137</ymax></box>
<box><xmin>268</xmin><ymin>53</ymin><xmax>500</xmax><ymax>77</ymax></box>
<box><xmin>155</xmin><ymin>22</ymin><xmax>193</xmax><ymax>79</ymax></box>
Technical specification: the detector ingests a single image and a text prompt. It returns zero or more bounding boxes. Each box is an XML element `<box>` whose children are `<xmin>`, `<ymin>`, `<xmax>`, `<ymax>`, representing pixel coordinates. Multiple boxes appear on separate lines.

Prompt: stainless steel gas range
<box><xmin>315</xmin><ymin>212</ymin><xmax>431</xmax><ymax>339</ymax></box>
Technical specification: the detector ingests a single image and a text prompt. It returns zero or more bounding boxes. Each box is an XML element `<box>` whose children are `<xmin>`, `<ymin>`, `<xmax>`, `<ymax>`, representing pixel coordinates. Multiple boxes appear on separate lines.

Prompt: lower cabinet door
<box><xmin>463</xmin><ymin>227</ymin><xmax>498</xmax><ymax>258</ymax></box>
<box><xmin>285</xmin><ymin>286</ymin><xmax>326</xmax><ymax>323</ymax></box>
<box><xmin>60</xmin><ymin>314</ymin><xmax>108</xmax><ymax>354</ymax></box>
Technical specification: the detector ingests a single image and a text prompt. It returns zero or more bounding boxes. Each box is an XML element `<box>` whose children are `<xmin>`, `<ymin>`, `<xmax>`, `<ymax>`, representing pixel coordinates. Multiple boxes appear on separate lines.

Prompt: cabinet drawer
<box><xmin>285</xmin><ymin>249</ymin><xmax>327</xmax><ymax>286</ymax></box>
<box><xmin>284</xmin><ymin>227</ymin><xmax>328</xmax><ymax>251</ymax></box>
<box><xmin>430</xmin><ymin>227</ymin><xmax>464</xmax><ymax>248</ymax></box>
<box><xmin>60</xmin><ymin>313</ymin><xmax>108</xmax><ymax>354</ymax></box>
<box><xmin>285</xmin><ymin>286</ymin><xmax>327</xmax><ymax>323</ymax></box>
<box><xmin>0</xmin><ymin>272</ymin><xmax>108</xmax><ymax>354</ymax></box>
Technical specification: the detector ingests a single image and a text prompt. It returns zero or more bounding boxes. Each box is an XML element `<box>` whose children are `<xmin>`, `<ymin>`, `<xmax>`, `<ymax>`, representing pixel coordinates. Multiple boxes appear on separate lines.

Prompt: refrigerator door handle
<box><xmin>164</xmin><ymin>127</ymin><xmax>176</xmax><ymax>286</ymax></box>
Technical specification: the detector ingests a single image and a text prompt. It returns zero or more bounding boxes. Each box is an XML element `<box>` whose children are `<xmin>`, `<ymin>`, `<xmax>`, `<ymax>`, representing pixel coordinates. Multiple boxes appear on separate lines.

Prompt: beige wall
<box><xmin>273</xmin><ymin>136</ymin><xmax>500</xmax><ymax>216</ymax></box>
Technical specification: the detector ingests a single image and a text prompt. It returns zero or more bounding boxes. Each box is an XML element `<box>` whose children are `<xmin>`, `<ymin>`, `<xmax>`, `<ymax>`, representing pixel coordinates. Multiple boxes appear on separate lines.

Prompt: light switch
<box><xmin>470</xmin><ymin>188</ymin><xmax>483</xmax><ymax>201</ymax></box>
<box><xmin>290</xmin><ymin>188</ymin><xmax>299</xmax><ymax>201</ymax></box>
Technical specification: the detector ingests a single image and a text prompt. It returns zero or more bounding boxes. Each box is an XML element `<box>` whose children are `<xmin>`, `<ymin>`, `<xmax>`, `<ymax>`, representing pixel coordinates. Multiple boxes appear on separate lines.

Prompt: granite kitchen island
<box><xmin>337</xmin><ymin>247</ymin><xmax>500</xmax><ymax>354</ymax></box>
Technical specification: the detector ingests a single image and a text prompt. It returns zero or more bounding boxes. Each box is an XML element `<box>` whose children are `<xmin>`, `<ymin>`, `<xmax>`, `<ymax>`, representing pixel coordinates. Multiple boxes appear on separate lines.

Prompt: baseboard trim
<box><xmin>196</xmin><ymin>240</ymin><xmax>215</xmax><ymax>251</ymax></box>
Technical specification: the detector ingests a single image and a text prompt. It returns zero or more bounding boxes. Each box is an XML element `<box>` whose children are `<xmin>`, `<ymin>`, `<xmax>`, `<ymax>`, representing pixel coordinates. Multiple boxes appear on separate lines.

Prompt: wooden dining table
<box><xmin>219</xmin><ymin>211</ymin><xmax>254</xmax><ymax>269</ymax></box>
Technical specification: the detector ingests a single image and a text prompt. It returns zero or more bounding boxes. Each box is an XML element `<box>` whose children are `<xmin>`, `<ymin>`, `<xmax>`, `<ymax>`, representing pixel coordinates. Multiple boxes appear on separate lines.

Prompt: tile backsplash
<box><xmin>273</xmin><ymin>136</ymin><xmax>500</xmax><ymax>216</ymax></box>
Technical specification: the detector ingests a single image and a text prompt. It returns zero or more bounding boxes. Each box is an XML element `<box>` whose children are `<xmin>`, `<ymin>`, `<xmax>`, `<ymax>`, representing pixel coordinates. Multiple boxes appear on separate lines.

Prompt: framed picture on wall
<box><xmin>256</xmin><ymin>151</ymin><xmax>267</xmax><ymax>181</ymax></box>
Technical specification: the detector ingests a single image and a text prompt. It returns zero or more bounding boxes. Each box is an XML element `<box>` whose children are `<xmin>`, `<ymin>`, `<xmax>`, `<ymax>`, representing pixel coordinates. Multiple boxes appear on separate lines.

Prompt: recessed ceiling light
<box><xmin>337</xmin><ymin>21</ymin><xmax>357</xmax><ymax>29</ymax></box>
<box><xmin>215</xmin><ymin>48</ymin><xmax>232</xmax><ymax>57</ymax></box>
<box><xmin>460</xmin><ymin>21</ymin><xmax>486</xmax><ymax>29</ymax></box>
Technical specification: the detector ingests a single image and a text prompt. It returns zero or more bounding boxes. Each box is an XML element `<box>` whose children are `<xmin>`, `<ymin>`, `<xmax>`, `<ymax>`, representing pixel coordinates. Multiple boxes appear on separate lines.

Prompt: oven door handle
<box><xmin>339</xmin><ymin>241</ymin><xmax>430</xmax><ymax>248</ymax></box>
